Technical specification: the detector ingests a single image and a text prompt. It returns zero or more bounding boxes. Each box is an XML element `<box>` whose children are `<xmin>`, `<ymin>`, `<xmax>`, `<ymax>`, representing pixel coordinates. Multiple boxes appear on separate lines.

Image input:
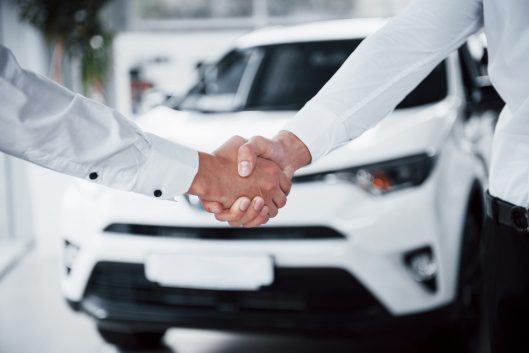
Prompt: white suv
<box><xmin>61</xmin><ymin>19</ymin><xmax>501</xmax><ymax>351</ymax></box>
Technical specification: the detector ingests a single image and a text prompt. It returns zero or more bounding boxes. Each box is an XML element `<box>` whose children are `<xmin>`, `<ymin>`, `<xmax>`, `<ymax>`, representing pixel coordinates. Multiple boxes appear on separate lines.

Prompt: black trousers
<box><xmin>484</xmin><ymin>208</ymin><xmax>529</xmax><ymax>352</ymax></box>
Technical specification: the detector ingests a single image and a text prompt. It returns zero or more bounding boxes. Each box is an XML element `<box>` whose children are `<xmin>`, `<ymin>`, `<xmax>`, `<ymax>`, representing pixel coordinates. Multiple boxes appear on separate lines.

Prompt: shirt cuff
<box><xmin>283</xmin><ymin>101</ymin><xmax>350</xmax><ymax>162</ymax></box>
<box><xmin>133</xmin><ymin>133</ymin><xmax>199</xmax><ymax>200</ymax></box>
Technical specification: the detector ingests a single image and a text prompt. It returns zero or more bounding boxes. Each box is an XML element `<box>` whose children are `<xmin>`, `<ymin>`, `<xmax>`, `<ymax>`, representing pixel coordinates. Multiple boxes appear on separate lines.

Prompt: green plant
<box><xmin>15</xmin><ymin>0</ymin><xmax>113</xmax><ymax>95</ymax></box>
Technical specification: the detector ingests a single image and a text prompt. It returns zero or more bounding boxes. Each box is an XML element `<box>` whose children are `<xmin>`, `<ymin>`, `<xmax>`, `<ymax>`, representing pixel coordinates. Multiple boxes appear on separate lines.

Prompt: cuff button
<box><xmin>89</xmin><ymin>172</ymin><xmax>98</xmax><ymax>180</ymax></box>
<box><xmin>154</xmin><ymin>189</ymin><xmax>162</xmax><ymax>197</ymax></box>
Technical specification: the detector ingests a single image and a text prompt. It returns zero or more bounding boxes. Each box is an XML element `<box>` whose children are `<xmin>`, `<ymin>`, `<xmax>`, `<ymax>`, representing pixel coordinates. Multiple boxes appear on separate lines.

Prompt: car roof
<box><xmin>235</xmin><ymin>18</ymin><xmax>389</xmax><ymax>48</ymax></box>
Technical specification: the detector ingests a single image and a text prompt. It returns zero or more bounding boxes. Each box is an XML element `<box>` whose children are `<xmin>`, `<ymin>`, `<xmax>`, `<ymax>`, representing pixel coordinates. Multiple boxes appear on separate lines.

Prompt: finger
<box><xmin>267</xmin><ymin>201</ymin><xmax>279</xmax><ymax>218</ymax></box>
<box><xmin>272</xmin><ymin>191</ymin><xmax>287</xmax><ymax>210</ymax></box>
<box><xmin>213</xmin><ymin>197</ymin><xmax>251</xmax><ymax>223</ymax></box>
<box><xmin>214</xmin><ymin>135</ymin><xmax>247</xmax><ymax>155</ymax></box>
<box><xmin>237</xmin><ymin>144</ymin><xmax>258</xmax><ymax>177</ymax></box>
<box><xmin>244</xmin><ymin>206</ymin><xmax>270</xmax><ymax>228</ymax></box>
<box><xmin>279</xmin><ymin>172</ymin><xmax>292</xmax><ymax>195</ymax></box>
<box><xmin>238</xmin><ymin>136</ymin><xmax>279</xmax><ymax>177</ymax></box>
<box><xmin>228</xmin><ymin>197</ymin><xmax>265</xmax><ymax>227</ymax></box>
<box><xmin>201</xmin><ymin>200</ymin><xmax>225</xmax><ymax>214</ymax></box>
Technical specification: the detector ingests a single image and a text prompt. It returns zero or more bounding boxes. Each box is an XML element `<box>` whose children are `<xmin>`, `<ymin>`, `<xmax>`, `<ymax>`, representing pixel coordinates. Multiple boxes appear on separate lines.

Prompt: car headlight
<box><xmin>292</xmin><ymin>153</ymin><xmax>436</xmax><ymax>195</ymax></box>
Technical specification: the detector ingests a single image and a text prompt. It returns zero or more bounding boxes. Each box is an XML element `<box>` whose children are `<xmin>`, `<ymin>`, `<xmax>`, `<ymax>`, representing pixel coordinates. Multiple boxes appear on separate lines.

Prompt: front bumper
<box><xmin>68</xmin><ymin>261</ymin><xmax>459</xmax><ymax>336</ymax></box>
<box><xmin>63</xmin><ymin>186</ymin><xmax>460</xmax><ymax>316</ymax></box>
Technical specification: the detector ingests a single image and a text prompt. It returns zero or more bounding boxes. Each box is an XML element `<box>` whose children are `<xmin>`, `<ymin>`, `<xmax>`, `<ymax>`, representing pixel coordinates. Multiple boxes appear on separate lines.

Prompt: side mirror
<box><xmin>195</xmin><ymin>60</ymin><xmax>209</xmax><ymax>80</ymax></box>
<box><xmin>195</xmin><ymin>60</ymin><xmax>205</xmax><ymax>71</ymax></box>
<box><xmin>469</xmin><ymin>77</ymin><xmax>504</xmax><ymax>113</ymax></box>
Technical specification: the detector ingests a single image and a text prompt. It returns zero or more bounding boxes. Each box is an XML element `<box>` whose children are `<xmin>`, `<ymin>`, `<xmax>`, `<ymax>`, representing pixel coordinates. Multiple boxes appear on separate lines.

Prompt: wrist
<box><xmin>275</xmin><ymin>130</ymin><xmax>311</xmax><ymax>173</ymax></box>
<box><xmin>188</xmin><ymin>152</ymin><xmax>214</xmax><ymax>197</ymax></box>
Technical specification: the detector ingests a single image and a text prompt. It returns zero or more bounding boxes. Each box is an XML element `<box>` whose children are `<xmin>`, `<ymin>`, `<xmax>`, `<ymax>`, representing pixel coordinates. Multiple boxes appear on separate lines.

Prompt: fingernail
<box><xmin>239</xmin><ymin>161</ymin><xmax>251</xmax><ymax>177</ymax></box>
<box><xmin>254</xmin><ymin>197</ymin><xmax>264</xmax><ymax>211</ymax></box>
<box><xmin>239</xmin><ymin>198</ymin><xmax>251</xmax><ymax>211</ymax></box>
<box><xmin>261</xmin><ymin>206</ymin><xmax>269</xmax><ymax>217</ymax></box>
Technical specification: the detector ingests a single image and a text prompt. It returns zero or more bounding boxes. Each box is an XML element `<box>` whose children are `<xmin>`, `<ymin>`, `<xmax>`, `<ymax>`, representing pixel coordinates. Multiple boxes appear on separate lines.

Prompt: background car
<box><xmin>61</xmin><ymin>19</ymin><xmax>502</xmax><ymax>351</ymax></box>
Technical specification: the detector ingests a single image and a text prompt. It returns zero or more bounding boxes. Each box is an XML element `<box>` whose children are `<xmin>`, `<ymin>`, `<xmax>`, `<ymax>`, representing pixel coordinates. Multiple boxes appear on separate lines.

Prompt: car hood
<box><xmin>138</xmin><ymin>99</ymin><xmax>459</xmax><ymax>175</ymax></box>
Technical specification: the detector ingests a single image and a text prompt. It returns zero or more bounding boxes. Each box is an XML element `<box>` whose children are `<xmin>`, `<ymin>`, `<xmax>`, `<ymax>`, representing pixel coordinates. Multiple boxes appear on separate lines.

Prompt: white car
<box><xmin>61</xmin><ymin>20</ymin><xmax>501</xmax><ymax>351</ymax></box>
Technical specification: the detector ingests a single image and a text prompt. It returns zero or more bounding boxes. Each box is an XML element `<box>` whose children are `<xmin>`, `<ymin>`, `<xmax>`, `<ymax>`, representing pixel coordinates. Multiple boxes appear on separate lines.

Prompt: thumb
<box><xmin>237</xmin><ymin>139</ymin><xmax>260</xmax><ymax>177</ymax></box>
<box><xmin>237</xmin><ymin>136</ymin><xmax>278</xmax><ymax>177</ymax></box>
<box><xmin>200</xmin><ymin>200</ymin><xmax>225</xmax><ymax>214</ymax></box>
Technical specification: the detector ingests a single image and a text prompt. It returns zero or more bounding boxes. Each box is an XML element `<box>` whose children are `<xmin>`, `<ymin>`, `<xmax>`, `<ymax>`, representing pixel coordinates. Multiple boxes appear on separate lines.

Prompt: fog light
<box><xmin>64</xmin><ymin>240</ymin><xmax>80</xmax><ymax>275</ymax></box>
<box><xmin>404</xmin><ymin>246</ymin><xmax>437</xmax><ymax>292</ymax></box>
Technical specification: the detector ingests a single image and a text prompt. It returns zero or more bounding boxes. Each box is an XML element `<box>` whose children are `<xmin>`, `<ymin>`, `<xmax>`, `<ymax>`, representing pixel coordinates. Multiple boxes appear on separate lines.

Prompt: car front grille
<box><xmin>103</xmin><ymin>224</ymin><xmax>346</xmax><ymax>240</ymax></box>
<box><xmin>84</xmin><ymin>262</ymin><xmax>384</xmax><ymax>316</ymax></box>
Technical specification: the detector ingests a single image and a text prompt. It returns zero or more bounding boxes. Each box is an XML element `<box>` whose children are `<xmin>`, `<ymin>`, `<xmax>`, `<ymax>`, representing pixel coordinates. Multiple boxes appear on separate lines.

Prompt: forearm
<box><xmin>0</xmin><ymin>46</ymin><xmax>198</xmax><ymax>199</ymax></box>
<box><xmin>284</xmin><ymin>0</ymin><xmax>483</xmax><ymax>161</ymax></box>
<box><xmin>274</xmin><ymin>130</ymin><xmax>312</xmax><ymax>174</ymax></box>
<box><xmin>190</xmin><ymin>137</ymin><xmax>288</xmax><ymax>211</ymax></box>
<box><xmin>187</xmin><ymin>152</ymin><xmax>216</xmax><ymax>198</ymax></box>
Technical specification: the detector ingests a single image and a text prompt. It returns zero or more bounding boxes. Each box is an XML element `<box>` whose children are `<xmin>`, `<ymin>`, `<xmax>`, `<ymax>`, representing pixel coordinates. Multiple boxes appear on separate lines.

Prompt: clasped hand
<box><xmin>188</xmin><ymin>132</ymin><xmax>312</xmax><ymax>228</ymax></box>
<box><xmin>188</xmin><ymin>136</ymin><xmax>291</xmax><ymax>227</ymax></box>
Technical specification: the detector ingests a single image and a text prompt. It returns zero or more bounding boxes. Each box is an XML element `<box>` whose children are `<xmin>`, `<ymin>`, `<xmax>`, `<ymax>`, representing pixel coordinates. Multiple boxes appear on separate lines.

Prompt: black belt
<box><xmin>485</xmin><ymin>191</ymin><xmax>529</xmax><ymax>232</ymax></box>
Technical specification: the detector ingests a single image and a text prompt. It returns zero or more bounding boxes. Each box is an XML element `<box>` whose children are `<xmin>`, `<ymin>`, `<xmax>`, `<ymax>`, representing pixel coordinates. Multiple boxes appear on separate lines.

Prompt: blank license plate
<box><xmin>145</xmin><ymin>253</ymin><xmax>274</xmax><ymax>291</ymax></box>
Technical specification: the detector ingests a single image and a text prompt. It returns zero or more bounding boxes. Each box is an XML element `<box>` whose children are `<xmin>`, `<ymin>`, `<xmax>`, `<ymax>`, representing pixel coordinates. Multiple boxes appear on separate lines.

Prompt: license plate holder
<box><xmin>145</xmin><ymin>252</ymin><xmax>274</xmax><ymax>291</ymax></box>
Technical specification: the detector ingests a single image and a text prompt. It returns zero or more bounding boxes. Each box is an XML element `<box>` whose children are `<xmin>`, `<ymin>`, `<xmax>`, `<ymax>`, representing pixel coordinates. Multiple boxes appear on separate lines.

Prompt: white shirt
<box><xmin>0</xmin><ymin>46</ymin><xmax>198</xmax><ymax>200</ymax></box>
<box><xmin>284</xmin><ymin>0</ymin><xmax>529</xmax><ymax>207</ymax></box>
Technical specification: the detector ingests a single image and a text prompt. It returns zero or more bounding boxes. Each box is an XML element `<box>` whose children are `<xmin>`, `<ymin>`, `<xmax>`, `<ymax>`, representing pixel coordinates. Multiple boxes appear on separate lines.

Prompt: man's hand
<box><xmin>188</xmin><ymin>136</ymin><xmax>291</xmax><ymax>218</ymax></box>
<box><xmin>203</xmin><ymin>131</ymin><xmax>311</xmax><ymax>227</ymax></box>
<box><xmin>202</xmin><ymin>196</ymin><xmax>271</xmax><ymax>228</ymax></box>
<box><xmin>237</xmin><ymin>131</ymin><xmax>312</xmax><ymax>179</ymax></box>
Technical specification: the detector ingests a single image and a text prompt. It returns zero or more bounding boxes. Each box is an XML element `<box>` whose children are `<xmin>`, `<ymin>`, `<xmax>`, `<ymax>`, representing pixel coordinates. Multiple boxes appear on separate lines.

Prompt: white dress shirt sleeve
<box><xmin>0</xmin><ymin>46</ymin><xmax>198</xmax><ymax>200</ymax></box>
<box><xmin>283</xmin><ymin>0</ymin><xmax>484</xmax><ymax>161</ymax></box>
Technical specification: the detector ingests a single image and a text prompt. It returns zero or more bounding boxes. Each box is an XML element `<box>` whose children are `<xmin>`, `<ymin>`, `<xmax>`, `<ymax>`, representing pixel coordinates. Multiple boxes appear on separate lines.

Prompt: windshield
<box><xmin>178</xmin><ymin>49</ymin><xmax>254</xmax><ymax>112</ymax></box>
<box><xmin>177</xmin><ymin>40</ymin><xmax>447</xmax><ymax>113</ymax></box>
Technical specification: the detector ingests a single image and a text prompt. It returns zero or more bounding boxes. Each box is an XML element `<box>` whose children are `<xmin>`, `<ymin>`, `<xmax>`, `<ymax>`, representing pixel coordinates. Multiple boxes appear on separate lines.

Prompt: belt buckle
<box><xmin>510</xmin><ymin>206</ymin><xmax>529</xmax><ymax>233</ymax></box>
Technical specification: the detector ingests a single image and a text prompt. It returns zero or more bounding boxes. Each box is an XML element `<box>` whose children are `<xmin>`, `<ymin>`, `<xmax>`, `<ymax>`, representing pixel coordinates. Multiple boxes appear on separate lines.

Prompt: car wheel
<box><xmin>97</xmin><ymin>324</ymin><xmax>166</xmax><ymax>351</ymax></box>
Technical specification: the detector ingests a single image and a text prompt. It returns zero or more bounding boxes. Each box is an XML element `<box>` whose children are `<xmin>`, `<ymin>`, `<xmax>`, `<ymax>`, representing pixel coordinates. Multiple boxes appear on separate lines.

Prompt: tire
<box><xmin>97</xmin><ymin>324</ymin><xmax>166</xmax><ymax>351</ymax></box>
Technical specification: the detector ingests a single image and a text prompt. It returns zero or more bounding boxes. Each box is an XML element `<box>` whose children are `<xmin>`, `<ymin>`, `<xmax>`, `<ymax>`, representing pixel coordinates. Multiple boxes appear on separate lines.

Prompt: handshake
<box><xmin>187</xmin><ymin>131</ymin><xmax>311</xmax><ymax>228</ymax></box>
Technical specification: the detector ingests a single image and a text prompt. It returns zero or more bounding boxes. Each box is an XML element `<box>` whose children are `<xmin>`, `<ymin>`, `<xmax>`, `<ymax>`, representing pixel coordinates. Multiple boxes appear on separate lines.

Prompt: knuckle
<box><xmin>265</xmin><ymin>181</ymin><xmax>276</xmax><ymax>192</ymax></box>
<box><xmin>232</xmin><ymin>135</ymin><xmax>245</xmax><ymax>143</ymax></box>
<box><xmin>251</xmin><ymin>135</ymin><xmax>264</xmax><ymax>144</ymax></box>
<box><xmin>242</xmin><ymin>144</ymin><xmax>255</xmax><ymax>155</ymax></box>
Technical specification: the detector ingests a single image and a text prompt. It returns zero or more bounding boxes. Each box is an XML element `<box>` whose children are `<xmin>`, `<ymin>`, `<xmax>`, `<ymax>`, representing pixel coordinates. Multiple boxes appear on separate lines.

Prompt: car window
<box><xmin>396</xmin><ymin>63</ymin><xmax>447</xmax><ymax>109</ymax></box>
<box><xmin>246</xmin><ymin>40</ymin><xmax>447</xmax><ymax>111</ymax></box>
<box><xmin>178</xmin><ymin>39</ymin><xmax>448</xmax><ymax>113</ymax></box>
<box><xmin>178</xmin><ymin>49</ymin><xmax>253</xmax><ymax>112</ymax></box>
<box><xmin>246</xmin><ymin>41</ymin><xmax>354</xmax><ymax>110</ymax></box>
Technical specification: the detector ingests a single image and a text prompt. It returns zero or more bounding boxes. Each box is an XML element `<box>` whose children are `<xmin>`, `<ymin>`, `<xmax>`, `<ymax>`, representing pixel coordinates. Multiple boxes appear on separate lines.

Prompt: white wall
<box><xmin>0</xmin><ymin>0</ymin><xmax>72</xmax><ymax>257</ymax></box>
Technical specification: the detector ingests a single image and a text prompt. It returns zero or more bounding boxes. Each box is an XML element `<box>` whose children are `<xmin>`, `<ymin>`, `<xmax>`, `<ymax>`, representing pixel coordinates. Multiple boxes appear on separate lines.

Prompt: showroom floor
<box><xmin>0</xmin><ymin>251</ymin><xmax>461</xmax><ymax>353</ymax></box>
